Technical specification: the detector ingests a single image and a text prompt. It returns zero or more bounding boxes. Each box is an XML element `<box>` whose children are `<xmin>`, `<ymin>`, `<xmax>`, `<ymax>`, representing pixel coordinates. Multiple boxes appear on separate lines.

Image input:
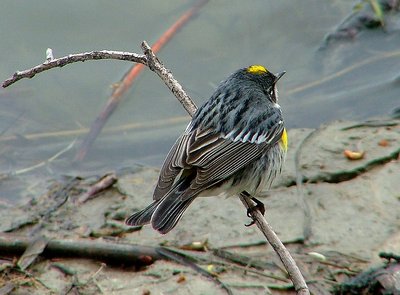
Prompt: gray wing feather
<box><xmin>154</xmin><ymin>109</ymin><xmax>284</xmax><ymax>201</ymax></box>
<box><xmin>153</xmin><ymin>134</ymin><xmax>189</xmax><ymax>200</ymax></box>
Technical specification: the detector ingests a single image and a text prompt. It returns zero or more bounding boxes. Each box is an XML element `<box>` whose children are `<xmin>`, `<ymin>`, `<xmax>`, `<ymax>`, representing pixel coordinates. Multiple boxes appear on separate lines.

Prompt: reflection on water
<box><xmin>0</xmin><ymin>0</ymin><xmax>399</xmax><ymax>202</ymax></box>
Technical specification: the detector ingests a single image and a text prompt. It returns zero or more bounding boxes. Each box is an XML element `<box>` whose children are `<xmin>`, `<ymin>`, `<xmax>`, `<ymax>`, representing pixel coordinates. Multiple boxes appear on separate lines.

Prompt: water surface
<box><xmin>0</xmin><ymin>0</ymin><xmax>399</xmax><ymax>202</ymax></box>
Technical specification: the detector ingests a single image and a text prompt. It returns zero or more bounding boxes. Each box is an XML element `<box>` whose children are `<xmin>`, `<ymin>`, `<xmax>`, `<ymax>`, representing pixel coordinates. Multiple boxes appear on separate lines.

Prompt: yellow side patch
<box><xmin>247</xmin><ymin>65</ymin><xmax>268</xmax><ymax>74</ymax></box>
<box><xmin>280</xmin><ymin>128</ymin><xmax>288</xmax><ymax>151</ymax></box>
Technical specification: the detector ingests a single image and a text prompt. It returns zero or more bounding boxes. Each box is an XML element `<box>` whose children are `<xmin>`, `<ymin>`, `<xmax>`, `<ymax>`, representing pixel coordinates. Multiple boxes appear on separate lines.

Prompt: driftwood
<box><xmin>0</xmin><ymin>235</ymin><xmax>235</xmax><ymax>294</ymax></box>
<box><xmin>0</xmin><ymin>235</ymin><xmax>160</xmax><ymax>266</ymax></box>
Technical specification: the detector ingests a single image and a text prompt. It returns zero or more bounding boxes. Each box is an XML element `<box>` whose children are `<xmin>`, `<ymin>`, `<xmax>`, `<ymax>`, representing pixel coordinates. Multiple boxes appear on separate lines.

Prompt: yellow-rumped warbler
<box><xmin>126</xmin><ymin>65</ymin><xmax>287</xmax><ymax>234</ymax></box>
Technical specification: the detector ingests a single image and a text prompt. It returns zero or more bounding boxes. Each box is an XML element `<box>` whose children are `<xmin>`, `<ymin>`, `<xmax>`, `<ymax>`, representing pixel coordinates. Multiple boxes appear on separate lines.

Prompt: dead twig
<box><xmin>0</xmin><ymin>283</ymin><xmax>16</xmax><ymax>295</ymax></box>
<box><xmin>2</xmin><ymin>51</ymin><xmax>147</xmax><ymax>88</ymax></box>
<box><xmin>9</xmin><ymin>268</ymin><xmax>55</xmax><ymax>292</ymax></box>
<box><xmin>63</xmin><ymin>262</ymin><xmax>106</xmax><ymax>295</ymax></box>
<box><xmin>227</xmin><ymin>264</ymin><xmax>290</xmax><ymax>283</ymax></box>
<box><xmin>156</xmin><ymin>247</ymin><xmax>233</xmax><ymax>295</ymax></box>
<box><xmin>212</xmin><ymin>248</ymin><xmax>274</xmax><ymax>270</ymax></box>
<box><xmin>17</xmin><ymin>236</ymin><xmax>49</xmax><ymax>271</ymax></box>
<box><xmin>77</xmin><ymin>173</ymin><xmax>118</xmax><ymax>204</ymax></box>
<box><xmin>219</xmin><ymin>240</ymin><xmax>268</xmax><ymax>249</ymax></box>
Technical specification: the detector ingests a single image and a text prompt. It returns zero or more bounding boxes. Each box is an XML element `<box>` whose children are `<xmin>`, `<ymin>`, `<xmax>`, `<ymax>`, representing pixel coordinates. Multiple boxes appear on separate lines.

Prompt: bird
<box><xmin>126</xmin><ymin>65</ymin><xmax>287</xmax><ymax>234</ymax></box>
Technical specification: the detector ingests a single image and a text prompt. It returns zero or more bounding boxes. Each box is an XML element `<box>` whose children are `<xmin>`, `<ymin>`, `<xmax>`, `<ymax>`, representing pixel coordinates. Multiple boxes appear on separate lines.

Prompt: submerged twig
<box><xmin>63</xmin><ymin>262</ymin><xmax>106</xmax><ymax>295</ymax></box>
<box><xmin>0</xmin><ymin>139</ymin><xmax>76</xmax><ymax>180</ymax></box>
<box><xmin>287</xmin><ymin>50</ymin><xmax>400</xmax><ymax>95</ymax></box>
<box><xmin>0</xmin><ymin>116</ymin><xmax>189</xmax><ymax>143</ymax></box>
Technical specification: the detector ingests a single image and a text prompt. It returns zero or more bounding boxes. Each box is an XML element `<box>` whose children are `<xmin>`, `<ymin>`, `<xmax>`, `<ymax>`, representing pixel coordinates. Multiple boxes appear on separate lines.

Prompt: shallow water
<box><xmin>0</xmin><ymin>0</ymin><xmax>399</xmax><ymax>202</ymax></box>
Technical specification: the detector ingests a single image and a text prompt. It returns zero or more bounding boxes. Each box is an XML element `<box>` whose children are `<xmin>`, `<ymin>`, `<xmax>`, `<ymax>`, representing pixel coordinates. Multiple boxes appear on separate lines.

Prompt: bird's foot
<box><xmin>245</xmin><ymin>196</ymin><xmax>265</xmax><ymax>227</ymax></box>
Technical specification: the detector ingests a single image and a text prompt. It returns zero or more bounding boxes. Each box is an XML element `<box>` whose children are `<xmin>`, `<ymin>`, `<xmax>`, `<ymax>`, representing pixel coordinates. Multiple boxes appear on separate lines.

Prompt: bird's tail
<box><xmin>125</xmin><ymin>177</ymin><xmax>196</xmax><ymax>234</ymax></box>
<box><xmin>125</xmin><ymin>200</ymin><xmax>160</xmax><ymax>227</ymax></box>
<box><xmin>151</xmin><ymin>193</ymin><xmax>195</xmax><ymax>234</ymax></box>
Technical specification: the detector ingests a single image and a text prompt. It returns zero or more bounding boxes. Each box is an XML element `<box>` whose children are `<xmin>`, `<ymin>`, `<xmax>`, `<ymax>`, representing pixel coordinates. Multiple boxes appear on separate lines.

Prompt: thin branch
<box><xmin>212</xmin><ymin>247</ymin><xmax>272</xmax><ymax>270</ymax></box>
<box><xmin>141</xmin><ymin>41</ymin><xmax>197</xmax><ymax>116</ymax></box>
<box><xmin>2</xmin><ymin>51</ymin><xmax>147</xmax><ymax>88</ymax></box>
<box><xmin>156</xmin><ymin>247</ymin><xmax>233</xmax><ymax>295</ymax></box>
<box><xmin>239</xmin><ymin>195</ymin><xmax>309</xmax><ymax>294</ymax></box>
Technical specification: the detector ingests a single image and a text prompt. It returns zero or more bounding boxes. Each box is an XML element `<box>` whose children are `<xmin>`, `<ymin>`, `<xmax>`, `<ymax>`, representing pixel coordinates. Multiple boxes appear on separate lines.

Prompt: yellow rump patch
<box><xmin>247</xmin><ymin>65</ymin><xmax>268</xmax><ymax>74</ymax></box>
<box><xmin>280</xmin><ymin>128</ymin><xmax>288</xmax><ymax>151</ymax></box>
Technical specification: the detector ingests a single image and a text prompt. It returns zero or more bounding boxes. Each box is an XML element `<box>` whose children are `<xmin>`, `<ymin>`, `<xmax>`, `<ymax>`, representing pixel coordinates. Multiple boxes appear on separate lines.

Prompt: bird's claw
<box><xmin>244</xmin><ymin>197</ymin><xmax>266</xmax><ymax>227</ymax></box>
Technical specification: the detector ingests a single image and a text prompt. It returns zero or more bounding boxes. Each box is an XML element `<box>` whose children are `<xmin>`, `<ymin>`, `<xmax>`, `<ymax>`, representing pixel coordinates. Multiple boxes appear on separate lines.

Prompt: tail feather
<box><xmin>126</xmin><ymin>173</ymin><xmax>197</xmax><ymax>234</ymax></box>
<box><xmin>125</xmin><ymin>200</ymin><xmax>160</xmax><ymax>226</ymax></box>
<box><xmin>151</xmin><ymin>195</ymin><xmax>195</xmax><ymax>234</ymax></box>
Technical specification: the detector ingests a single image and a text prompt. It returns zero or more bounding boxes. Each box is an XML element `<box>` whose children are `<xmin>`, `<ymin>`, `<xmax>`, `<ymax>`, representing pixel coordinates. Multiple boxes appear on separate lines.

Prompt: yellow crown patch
<box><xmin>247</xmin><ymin>65</ymin><xmax>268</xmax><ymax>74</ymax></box>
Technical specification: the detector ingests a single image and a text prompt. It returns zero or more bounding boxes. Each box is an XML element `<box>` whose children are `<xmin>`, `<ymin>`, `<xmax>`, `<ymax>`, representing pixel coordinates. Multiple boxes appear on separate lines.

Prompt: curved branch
<box><xmin>2</xmin><ymin>50</ymin><xmax>147</xmax><ymax>88</ymax></box>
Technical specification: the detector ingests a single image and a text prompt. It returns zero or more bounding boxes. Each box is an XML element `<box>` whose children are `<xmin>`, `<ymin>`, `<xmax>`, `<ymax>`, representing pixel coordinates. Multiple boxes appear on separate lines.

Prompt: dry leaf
<box><xmin>344</xmin><ymin>149</ymin><xmax>365</xmax><ymax>160</ymax></box>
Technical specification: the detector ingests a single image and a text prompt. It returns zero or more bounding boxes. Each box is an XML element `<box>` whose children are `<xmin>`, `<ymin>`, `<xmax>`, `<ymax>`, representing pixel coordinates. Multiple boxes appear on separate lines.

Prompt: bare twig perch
<box><xmin>2</xmin><ymin>44</ymin><xmax>197</xmax><ymax>116</ymax></box>
<box><xmin>2</xmin><ymin>42</ymin><xmax>309</xmax><ymax>294</ymax></box>
<box><xmin>2</xmin><ymin>51</ymin><xmax>147</xmax><ymax>88</ymax></box>
<box><xmin>239</xmin><ymin>196</ymin><xmax>309</xmax><ymax>294</ymax></box>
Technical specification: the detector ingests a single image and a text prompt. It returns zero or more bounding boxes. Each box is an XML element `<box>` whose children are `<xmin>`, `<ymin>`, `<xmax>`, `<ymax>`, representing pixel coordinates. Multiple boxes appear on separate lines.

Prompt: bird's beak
<box><xmin>274</xmin><ymin>71</ymin><xmax>286</xmax><ymax>83</ymax></box>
